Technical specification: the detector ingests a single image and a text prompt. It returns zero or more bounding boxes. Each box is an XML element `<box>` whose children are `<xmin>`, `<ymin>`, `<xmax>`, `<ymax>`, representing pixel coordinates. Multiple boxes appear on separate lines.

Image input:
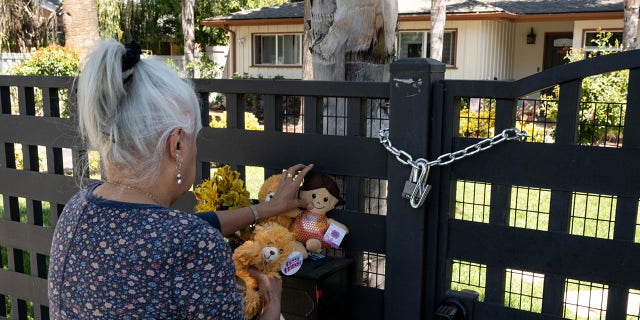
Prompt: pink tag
<box><xmin>323</xmin><ymin>223</ymin><xmax>347</xmax><ymax>248</ymax></box>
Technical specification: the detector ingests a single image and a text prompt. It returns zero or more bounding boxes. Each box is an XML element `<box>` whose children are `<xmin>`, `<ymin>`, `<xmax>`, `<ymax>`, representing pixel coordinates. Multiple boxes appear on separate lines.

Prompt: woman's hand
<box><xmin>247</xmin><ymin>267</ymin><xmax>283</xmax><ymax>320</ymax></box>
<box><xmin>213</xmin><ymin>164</ymin><xmax>313</xmax><ymax>236</ymax></box>
<box><xmin>268</xmin><ymin>163</ymin><xmax>314</xmax><ymax>214</ymax></box>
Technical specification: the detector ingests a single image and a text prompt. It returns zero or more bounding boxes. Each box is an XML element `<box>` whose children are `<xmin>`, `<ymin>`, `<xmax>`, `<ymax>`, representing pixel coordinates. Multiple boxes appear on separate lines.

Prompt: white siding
<box><xmin>444</xmin><ymin>20</ymin><xmax>515</xmax><ymax>80</ymax></box>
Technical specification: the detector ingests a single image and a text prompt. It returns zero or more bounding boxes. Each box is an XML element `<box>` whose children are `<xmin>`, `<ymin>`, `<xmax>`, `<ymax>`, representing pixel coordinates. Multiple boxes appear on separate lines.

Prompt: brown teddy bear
<box><xmin>257</xmin><ymin>173</ymin><xmax>302</xmax><ymax>229</ymax></box>
<box><xmin>233</xmin><ymin>222</ymin><xmax>296</xmax><ymax>319</ymax></box>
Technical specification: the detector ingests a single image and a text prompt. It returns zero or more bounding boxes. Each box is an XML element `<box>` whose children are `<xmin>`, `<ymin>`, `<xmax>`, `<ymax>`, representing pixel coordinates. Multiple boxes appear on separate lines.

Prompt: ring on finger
<box><xmin>286</xmin><ymin>172</ymin><xmax>293</xmax><ymax>178</ymax></box>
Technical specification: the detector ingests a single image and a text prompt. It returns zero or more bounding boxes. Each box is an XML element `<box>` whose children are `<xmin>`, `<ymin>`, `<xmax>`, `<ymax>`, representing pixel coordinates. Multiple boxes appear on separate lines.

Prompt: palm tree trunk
<box><xmin>623</xmin><ymin>0</ymin><xmax>639</xmax><ymax>50</ymax></box>
<box><xmin>305</xmin><ymin>0</ymin><xmax>397</xmax><ymax>286</ymax></box>
<box><xmin>430</xmin><ymin>0</ymin><xmax>446</xmax><ymax>61</ymax></box>
<box><xmin>182</xmin><ymin>0</ymin><xmax>195</xmax><ymax>77</ymax></box>
<box><xmin>62</xmin><ymin>0</ymin><xmax>100</xmax><ymax>56</ymax></box>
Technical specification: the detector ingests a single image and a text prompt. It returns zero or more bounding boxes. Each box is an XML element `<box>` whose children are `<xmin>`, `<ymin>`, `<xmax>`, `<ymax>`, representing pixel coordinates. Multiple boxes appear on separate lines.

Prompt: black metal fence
<box><xmin>1</xmin><ymin>49</ymin><xmax>640</xmax><ymax>320</ymax></box>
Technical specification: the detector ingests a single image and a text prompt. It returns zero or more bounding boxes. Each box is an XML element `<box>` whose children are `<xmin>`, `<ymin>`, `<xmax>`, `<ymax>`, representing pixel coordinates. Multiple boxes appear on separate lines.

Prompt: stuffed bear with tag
<box><xmin>233</xmin><ymin>222</ymin><xmax>296</xmax><ymax>319</ymax></box>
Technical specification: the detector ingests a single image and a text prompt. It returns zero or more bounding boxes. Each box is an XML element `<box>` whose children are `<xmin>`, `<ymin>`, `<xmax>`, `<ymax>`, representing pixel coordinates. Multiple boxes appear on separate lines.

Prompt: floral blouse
<box><xmin>48</xmin><ymin>182</ymin><xmax>243</xmax><ymax>319</ymax></box>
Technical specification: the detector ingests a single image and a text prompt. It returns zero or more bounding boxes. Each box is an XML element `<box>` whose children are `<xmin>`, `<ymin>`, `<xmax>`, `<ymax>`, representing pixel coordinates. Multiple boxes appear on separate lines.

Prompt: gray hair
<box><xmin>77</xmin><ymin>40</ymin><xmax>202</xmax><ymax>184</ymax></box>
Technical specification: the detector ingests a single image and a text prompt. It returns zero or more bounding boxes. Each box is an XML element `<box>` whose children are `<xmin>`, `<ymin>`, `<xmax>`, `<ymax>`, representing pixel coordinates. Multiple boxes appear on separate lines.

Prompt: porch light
<box><xmin>527</xmin><ymin>28</ymin><xmax>536</xmax><ymax>44</ymax></box>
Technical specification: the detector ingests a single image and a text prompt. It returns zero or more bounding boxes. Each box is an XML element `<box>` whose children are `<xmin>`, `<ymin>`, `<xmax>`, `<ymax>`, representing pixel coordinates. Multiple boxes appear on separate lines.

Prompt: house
<box><xmin>202</xmin><ymin>0</ymin><xmax>635</xmax><ymax>81</ymax></box>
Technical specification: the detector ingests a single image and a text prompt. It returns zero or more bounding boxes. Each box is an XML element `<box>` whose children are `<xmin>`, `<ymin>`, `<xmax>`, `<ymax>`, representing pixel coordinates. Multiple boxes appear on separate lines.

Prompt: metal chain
<box><xmin>378</xmin><ymin>127</ymin><xmax>529</xmax><ymax>170</ymax></box>
<box><xmin>378</xmin><ymin>127</ymin><xmax>529</xmax><ymax>208</ymax></box>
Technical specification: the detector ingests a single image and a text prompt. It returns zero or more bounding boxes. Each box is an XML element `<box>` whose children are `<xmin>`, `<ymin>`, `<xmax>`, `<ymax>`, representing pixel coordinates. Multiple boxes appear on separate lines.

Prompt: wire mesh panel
<box><xmin>450</xmin><ymin>260</ymin><xmax>487</xmax><ymax>301</ymax></box>
<box><xmin>504</xmin><ymin>268</ymin><xmax>545</xmax><ymax>313</ymax></box>
<box><xmin>455</xmin><ymin>180</ymin><xmax>491</xmax><ymax>223</ymax></box>
<box><xmin>516</xmin><ymin>98</ymin><xmax>557</xmax><ymax>144</ymax></box>
<box><xmin>629</xmin><ymin>289</ymin><xmax>640</xmax><ymax>319</ymax></box>
<box><xmin>509</xmin><ymin>186</ymin><xmax>551</xmax><ymax>231</ymax></box>
<box><xmin>563</xmin><ymin>279</ymin><xmax>608</xmax><ymax>320</ymax></box>
<box><xmin>569</xmin><ymin>193</ymin><xmax>617</xmax><ymax>240</ymax></box>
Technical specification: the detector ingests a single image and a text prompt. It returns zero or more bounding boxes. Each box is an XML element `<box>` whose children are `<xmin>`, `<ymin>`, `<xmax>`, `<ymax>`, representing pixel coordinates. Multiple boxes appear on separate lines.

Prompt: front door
<box><xmin>543</xmin><ymin>32</ymin><xmax>573</xmax><ymax>70</ymax></box>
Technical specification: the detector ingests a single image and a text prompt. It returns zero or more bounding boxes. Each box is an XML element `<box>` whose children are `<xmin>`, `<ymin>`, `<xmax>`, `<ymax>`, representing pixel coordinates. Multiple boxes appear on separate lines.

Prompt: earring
<box><xmin>176</xmin><ymin>156</ymin><xmax>183</xmax><ymax>185</ymax></box>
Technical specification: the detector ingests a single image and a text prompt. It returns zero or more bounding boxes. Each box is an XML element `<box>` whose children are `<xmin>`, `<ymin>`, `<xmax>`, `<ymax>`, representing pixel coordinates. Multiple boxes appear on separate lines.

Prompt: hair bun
<box><xmin>122</xmin><ymin>41</ymin><xmax>142</xmax><ymax>71</ymax></box>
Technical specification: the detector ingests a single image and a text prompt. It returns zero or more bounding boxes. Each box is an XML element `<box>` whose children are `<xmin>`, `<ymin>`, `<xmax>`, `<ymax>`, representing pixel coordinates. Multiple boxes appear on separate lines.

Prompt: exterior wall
<box><xmin>227</xmin><ymin>17</ymin><xmax>636</xmax><ymax>81</ymax></box>
<box><xmin>233</xmin><ymin>24</ymin><xmax>304</xmax><ymax>79</ymax></box>
<box><xmin>512</xmin><ymin>21</ymin><xmax>574</xmax><ymax>80</ymax></box>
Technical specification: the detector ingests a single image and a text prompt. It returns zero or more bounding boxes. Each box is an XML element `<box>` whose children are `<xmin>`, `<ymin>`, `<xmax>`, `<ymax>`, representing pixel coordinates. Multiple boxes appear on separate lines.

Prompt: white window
<box><xmin>253</xmin><ymin>34</ymin><xmax>302</xmax><ymax>66</ymax></box>
<box><xmin>583</xmin><ymin>30</ymin><xmax>623</xmax><ymax>56</ymax></box>
<box><xmin>397</xmin><ymin>30</ymin><xmax>457</xmax><ymax>66</ymax></box>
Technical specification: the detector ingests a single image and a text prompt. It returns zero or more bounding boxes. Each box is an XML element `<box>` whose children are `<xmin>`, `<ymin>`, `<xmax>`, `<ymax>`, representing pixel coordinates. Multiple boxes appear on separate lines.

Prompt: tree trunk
<box><xmin>62</xmin><ymin>0</ymin><xmax>100</xmax><ymax>56</ymax></box>
<box><xmin>301</xmin><ymin>0</ymin><xmax>314</xmax><ymax>80</ymax></box>
<box><xmin>308</xmin><ymin>0</ymin><xmax>397</xmax><ymax>82</ymax></box>
<box><xmin>182</xmin><ymin>0</ymin><xmax>195</xmax><ymax>77</ymax></box>
<box><xmin>623</xmin><ymin>0</ymin><xmax>639</xmax><ymax>50</ymax></box>
<box><xmin>430</xmin><ymin>0</ymin><xmax>446</xmax><ymax>61</ymax></box>
<box><xmin>305</xmin><ymin>0</ymin><xmax>397</xmax><ymax>287</ymax></box>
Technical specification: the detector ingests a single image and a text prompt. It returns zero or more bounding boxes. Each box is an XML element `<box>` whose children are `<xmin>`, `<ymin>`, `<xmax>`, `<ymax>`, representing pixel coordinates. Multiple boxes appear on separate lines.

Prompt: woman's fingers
<box><xmin>282</xmin><ymin>164</ymin><xmax>313</xmax><ymax>182</ymax></box>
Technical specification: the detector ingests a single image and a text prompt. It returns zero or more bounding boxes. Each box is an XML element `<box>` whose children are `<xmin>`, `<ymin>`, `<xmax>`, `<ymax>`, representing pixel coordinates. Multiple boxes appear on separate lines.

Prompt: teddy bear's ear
<box><xmin>258</xmin><ymin>174</ymin><xmax>283</xmax><ymax>202</ymax></box>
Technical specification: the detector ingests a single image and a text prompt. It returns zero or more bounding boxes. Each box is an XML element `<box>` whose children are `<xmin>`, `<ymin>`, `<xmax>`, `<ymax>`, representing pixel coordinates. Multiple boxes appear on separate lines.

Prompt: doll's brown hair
<box><xmin>300</xmin><ymin>172</ymin><xmax>345</xmax><ymax>206</ymax></box>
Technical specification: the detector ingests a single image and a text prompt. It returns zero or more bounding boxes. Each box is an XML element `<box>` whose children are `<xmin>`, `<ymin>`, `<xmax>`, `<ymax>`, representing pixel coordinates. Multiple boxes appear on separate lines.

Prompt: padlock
<box><xmin>402</xmin><ymin>166</ymin><xmax>420</xmax><ymax>199</ymax></box>
<box><xmin>402</xmin><ymin>180</ymin><xmax>417</xmax><ymax>199</ymax></box>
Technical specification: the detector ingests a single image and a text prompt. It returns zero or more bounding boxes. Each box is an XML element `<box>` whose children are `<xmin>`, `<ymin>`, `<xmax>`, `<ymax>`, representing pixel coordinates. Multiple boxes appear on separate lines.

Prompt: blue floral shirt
<box><xmin>48</xmin><ymin>182</ymin><xmax>243</xmax><ymax>319</ymax></box>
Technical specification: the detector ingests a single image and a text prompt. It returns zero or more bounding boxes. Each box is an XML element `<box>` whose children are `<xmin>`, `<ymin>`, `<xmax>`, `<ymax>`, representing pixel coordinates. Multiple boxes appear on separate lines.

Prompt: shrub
<box><xmin>10</xmin><ymin>45</ymin><xmax>79</xmax><ymax>118</ymax></box>
<box><xmin>11</xmin><ymin>45</ymin><xmax>79</xmax><ymax>76</ymax></box>
<box><xmin>188</xmin><ymin>54</ymin><xmax>223</xmax><ymax>79</ymax></box>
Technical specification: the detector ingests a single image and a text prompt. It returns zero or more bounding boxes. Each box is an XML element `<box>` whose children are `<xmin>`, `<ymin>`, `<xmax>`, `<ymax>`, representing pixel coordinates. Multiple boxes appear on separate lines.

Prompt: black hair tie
<box><xmin>122</xmin><ymin>41</ymin><xmax>142</xmax><ymax>71</ymax></box>
<box><xmin>122</xmin><ymin>41</ymin><xmax>141</xmax><ymax>84</ymax></box>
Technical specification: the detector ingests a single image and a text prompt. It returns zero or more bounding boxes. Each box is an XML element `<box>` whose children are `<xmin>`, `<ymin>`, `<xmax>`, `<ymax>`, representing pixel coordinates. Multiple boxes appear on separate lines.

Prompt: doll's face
<box><xmin>299</xmin><ymin>187</ymin><xmax>339</xmax><ymax>215</ymax></box>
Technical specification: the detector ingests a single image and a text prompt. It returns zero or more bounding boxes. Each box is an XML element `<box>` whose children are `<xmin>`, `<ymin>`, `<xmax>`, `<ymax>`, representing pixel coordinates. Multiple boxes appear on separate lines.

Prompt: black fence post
<box><xmin>386</xmin><ymin>58</ymin><xmax>445</xmax><ymax>319</ymax></box>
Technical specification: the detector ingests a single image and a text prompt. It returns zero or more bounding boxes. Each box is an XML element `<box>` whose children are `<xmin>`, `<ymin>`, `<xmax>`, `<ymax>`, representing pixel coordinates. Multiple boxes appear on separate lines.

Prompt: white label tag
<box><xmin>281</xmin><ymin>251</ymin><xmax>304</xmax><ymax>275</ymax></box>
<box><xmin>322</xmin><ymin>223</ymin><xmax>347</xmax><ymax>248</ymax></box>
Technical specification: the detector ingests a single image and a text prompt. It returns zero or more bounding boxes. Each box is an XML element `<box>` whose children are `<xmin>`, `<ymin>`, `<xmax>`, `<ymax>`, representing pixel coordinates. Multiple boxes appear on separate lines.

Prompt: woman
<box><xmin>48</xmin><ymin>40</ymin><xmax>313</xmax><ymax>319</ymax></box>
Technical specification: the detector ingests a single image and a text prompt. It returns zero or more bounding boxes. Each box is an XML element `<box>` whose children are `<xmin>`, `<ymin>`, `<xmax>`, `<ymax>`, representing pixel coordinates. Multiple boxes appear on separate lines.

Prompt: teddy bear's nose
<box><xmin>262</xmin><ymin>247</ymin><xmax>279</xmax><ymax>262</ymax></box>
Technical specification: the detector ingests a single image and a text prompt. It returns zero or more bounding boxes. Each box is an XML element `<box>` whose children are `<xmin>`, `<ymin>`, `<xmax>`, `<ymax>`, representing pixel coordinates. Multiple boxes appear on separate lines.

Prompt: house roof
<box><xmin>35</xmin><ymin>0</ymin><xmax>62</xmax><ymax>12</ymax></box>
<box><xmin>202</xmin><ymin>0</ymin><xmax>624</xmax><ymax>26</ymax></box>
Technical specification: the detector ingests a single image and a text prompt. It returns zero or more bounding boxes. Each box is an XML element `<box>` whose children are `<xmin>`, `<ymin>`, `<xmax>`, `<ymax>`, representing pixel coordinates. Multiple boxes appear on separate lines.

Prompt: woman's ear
<box><xmin>167</xmin><ymin>128</ymin><xmax>183</xmax><ymax>158</ymax></box>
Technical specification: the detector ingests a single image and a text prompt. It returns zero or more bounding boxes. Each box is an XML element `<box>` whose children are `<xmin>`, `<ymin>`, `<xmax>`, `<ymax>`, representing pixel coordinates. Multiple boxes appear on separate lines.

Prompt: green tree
<box><xmin>98</xmin><ymin>0</ymin><xmax>123</xmax><ymax>40</ymax></box>
<box><xmin>0</xmin><ymin>0</ymin><xmax>57</xmax><ymax>52</ymax></box>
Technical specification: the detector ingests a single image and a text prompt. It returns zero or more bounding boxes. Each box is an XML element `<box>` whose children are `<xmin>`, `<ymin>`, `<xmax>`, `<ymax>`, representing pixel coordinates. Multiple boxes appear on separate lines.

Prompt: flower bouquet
<box><xmin>193</xmin><ymin>165</ymin><xmax>253</xmax><ymax>243</ymax></box>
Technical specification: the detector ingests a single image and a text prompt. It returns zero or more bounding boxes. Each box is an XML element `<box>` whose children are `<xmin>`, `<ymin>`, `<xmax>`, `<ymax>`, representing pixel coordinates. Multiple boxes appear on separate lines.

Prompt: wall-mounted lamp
<box><xmin>527</xmin><ymin>28</ymin><xmax>536</xmax><ymax>44</ymax></box>
<box><xmin>238</xmin><ymin>37</ymin><xmax>246</xmax><ymax>45</ymax></box>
